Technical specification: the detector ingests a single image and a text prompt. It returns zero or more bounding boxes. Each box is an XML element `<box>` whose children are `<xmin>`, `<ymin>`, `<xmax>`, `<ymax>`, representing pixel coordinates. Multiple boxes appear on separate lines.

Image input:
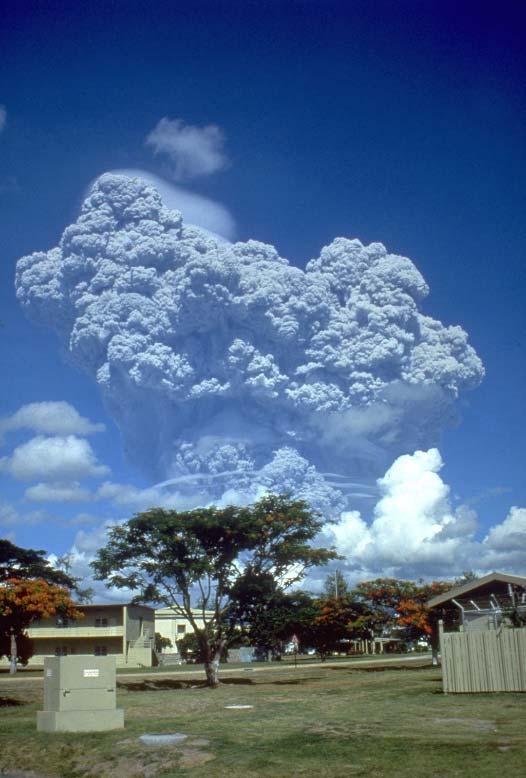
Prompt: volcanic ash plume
<box><xmin>15</xmin><ymin>174</ymin><xmax>484</xmax><ymax>514</ymax></box>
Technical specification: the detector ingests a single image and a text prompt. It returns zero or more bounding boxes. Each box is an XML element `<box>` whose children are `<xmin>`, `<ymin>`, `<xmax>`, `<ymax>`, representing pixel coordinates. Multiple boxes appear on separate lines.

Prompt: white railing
<box><xmin>28</xmin><ymin>625</ymin><xmax>124</xmax><ymax>639</ymax></box>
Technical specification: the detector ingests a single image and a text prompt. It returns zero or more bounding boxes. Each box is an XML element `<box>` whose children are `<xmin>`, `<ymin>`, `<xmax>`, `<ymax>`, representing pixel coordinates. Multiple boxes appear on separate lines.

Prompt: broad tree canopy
<box><xmin>227</xmin><ymin>571</ymin><xmax>318</xmax><ymax>657</ymax></box>
<box><xmin>92</xmin><ymin>494</ymin><xmax>337</xmax><ymax>686</ymax></box>
<box><xmin>0</xmin><ymin>539</ymin><xmax>75</xmax><ymax>587</ymax></box>
<box><xmin>352</xmin><ymin>577</ymin><xmax>451</xmax><ymax>641</ymax></box>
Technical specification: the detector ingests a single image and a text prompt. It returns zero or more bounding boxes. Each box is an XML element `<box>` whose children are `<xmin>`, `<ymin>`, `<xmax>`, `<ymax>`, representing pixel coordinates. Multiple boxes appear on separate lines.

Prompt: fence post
<box><xmin>438</xmin><ymin>620</ymin><xmax>448</xmax><ymax>693</ymax></box>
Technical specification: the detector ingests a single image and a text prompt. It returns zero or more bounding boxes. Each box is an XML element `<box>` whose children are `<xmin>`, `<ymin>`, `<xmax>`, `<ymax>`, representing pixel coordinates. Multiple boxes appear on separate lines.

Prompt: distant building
<box><xmin>154</xmin><ymin>606</ymin><xmax>215</xmax><ymax>658</ymax></box>
<box><xmin>1</xmin><ymin>603</ymin><xmax>155</xmax><ymax>668</ymax></box>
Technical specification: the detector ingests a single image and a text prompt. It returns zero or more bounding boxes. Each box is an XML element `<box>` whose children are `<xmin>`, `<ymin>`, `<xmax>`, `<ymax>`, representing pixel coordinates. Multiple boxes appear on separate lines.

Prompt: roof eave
<box><xmin>427</xmin><ymin>572</ymin><xmax>526</xmax><ymax>608</ymax></box>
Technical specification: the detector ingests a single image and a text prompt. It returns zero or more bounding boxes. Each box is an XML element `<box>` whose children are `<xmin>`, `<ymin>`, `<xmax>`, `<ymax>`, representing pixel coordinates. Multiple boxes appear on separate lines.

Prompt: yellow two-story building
<box><xmin>1</xmin><ymin>603</ymin><xmax>156</xmax><ymax>668</ymax></box>
<box><xmin>1</xmin><ymin>603</ymin><xmax>221</xmax><ymax>668</ymax></box>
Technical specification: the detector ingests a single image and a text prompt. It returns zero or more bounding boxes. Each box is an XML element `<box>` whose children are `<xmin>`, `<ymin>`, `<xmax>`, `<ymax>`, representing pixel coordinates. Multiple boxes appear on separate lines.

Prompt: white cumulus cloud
<box><xmin>328</xmin><ymin>449</ymin><xmax>526</xmax><ymax>580</ymax></box>
<box><xmin>483</xmin><ymin>507</ymin><xmax>526</xmax><ymax>553</ymax></box>
<box><xmin>0</xmin><ymin>401</ymin><xmax>104</xmax><ymax>439</ymax></box>
<box><xmin>145</xmin><ymin>117</ymin><xmax>229</xmax><ymax>181</ymax></box>
<box><xmin>0</xmin><ymin>435</ymin><xmax>109</xmax><ymax>482</ymax></box>
<box><xmin>330</xmin><ymin>449</ymin><xmax>468</xmax><ymax>576</ymax></box>
<box><xmin>25</xmin><ymin>482</ymin><xmax>92</xmax><ymax>503</ymax></box>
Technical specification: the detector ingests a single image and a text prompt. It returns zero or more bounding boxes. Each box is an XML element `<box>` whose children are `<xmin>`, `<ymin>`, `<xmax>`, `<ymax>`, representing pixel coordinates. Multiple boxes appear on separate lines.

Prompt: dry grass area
<box><xmin>1</xmin><ymin>662</ymin><xmax>525</xmax><ymax>777</ymax></box>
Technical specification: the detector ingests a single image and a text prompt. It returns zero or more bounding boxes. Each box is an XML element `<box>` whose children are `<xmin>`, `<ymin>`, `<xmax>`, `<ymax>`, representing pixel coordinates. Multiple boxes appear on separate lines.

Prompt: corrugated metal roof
<box><xmin>427</xmin><ymin>572</ymin><xmax>526</xmax><ymax>608</ymax></box>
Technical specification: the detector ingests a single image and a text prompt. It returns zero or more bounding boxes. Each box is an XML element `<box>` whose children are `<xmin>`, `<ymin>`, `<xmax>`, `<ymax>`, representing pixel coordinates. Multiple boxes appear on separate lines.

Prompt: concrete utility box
<box><xmin>37</xmin><ymin>656</ymin><xmax>124</xmax><ymax>732</ymax></box>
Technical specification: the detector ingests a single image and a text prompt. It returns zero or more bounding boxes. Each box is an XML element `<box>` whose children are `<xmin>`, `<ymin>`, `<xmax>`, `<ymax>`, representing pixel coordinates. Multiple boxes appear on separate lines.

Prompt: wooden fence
<box><xmin>439</xmin><ymin>622</ymin><xmax>526</xmax><ymax>693</ymax></box>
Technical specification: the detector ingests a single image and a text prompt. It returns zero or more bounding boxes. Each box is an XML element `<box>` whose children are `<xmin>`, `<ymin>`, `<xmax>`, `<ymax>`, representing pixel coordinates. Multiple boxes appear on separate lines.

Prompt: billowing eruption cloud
<box><xmin>15</xmin><ymin>174</ymin><xmax>484</xmax><ymax>516</ymax></box>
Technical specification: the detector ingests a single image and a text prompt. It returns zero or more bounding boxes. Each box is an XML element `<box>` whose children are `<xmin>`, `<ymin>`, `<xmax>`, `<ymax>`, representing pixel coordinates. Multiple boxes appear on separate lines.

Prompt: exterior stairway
<box><xmin>126</xmin><ymin>634</ymin><xmax>154</xmax><ymax>666</ymax></box>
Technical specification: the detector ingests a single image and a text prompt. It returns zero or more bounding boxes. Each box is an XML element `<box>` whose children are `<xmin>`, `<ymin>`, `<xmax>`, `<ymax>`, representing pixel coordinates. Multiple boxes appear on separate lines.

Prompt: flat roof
<box><xmin>155</xmin><ymin>606</ymin><xmax>216</xmax><ymax>616</ymax></box>
<box><xmin>427</xmin><ymin>572</ymin><xmax>526</xmax><ymax>608</ymax></box>
<box><xmin>74</xmin><ymin>603</ymin><xmax>155</xmax><ymax>611</ymax></box>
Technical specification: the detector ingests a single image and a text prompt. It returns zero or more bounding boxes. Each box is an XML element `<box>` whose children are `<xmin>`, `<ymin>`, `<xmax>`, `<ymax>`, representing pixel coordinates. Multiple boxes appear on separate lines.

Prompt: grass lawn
<box><xmin>0</xmin><ymin>662</ymin><xmax>524</xmax><ymax>777</ymax></box>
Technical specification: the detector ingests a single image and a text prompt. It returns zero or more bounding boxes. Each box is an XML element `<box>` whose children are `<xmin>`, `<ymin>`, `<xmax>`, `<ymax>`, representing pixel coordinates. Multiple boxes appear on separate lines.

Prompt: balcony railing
<box><xmin>28</xmin><ymin>625</ymin><xmax>124</xmax><ymax>639</ymax></box>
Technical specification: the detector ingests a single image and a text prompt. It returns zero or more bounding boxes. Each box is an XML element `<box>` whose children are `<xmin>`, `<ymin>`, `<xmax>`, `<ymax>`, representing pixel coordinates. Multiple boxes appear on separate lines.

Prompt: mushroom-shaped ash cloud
<box><xmin>16</xmin><ymin>174</ymin><xmax>484</xmax><ymax>515</ymax></box>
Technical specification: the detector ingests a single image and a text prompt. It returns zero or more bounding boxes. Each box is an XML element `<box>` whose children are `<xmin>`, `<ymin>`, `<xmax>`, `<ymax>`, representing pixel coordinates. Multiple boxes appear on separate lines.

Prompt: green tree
<box><xmin>177</xmin><ymin>632</ymin><xmax>229</xmax><ymax>664</ymax></box>
<box><xmin>0</xmin><ymin>539</ymin><xmax>80</xmax><ymax>673</ymax></box>
<box><xmin>227</xmin><ymin>571</ymin><xmax>317</xmax><ymax>658</ymax></box>
<box><xmin>177</xmin><ymin>632</ymin><xmax>200</xmax><ymax>663</ymax></box>
<box><xmin>352</xmin><ymin>577</ymin><xmax>451</xmax><ymax>658</ymax></box>
<box><xmin>92</xmin><ymin>494</ymin><xmax>337</xmax><ymax>687</ymax></box>
<box><xmin>154</xmin><ymin>632</ymin><xmax>172</xmax><ymax>654</ymax></box>
<box><xmin>351</xmin><ymin>578</ymin><xmax>421</xmax><ymax>638</ymax></box>
<box><xmin>304</xmin><ymin>595</ymin><xmax>375</xmax><ymax>660</ymax></box>
<box><xmin>0</xmin><ymin>539</ymin><xmax>75</xmax><ymax>587</ymax></box>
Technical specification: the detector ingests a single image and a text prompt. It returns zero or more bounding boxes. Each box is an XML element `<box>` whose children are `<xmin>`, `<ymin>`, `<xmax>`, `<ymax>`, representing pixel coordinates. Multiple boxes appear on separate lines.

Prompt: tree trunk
<box><xmin>204</xmin><ymin>649</ymin><xmax>222</xmax><ymax>688</ymax></box>
<box><xmin>9</xmin><ymin>630</ymin><xmax>17</xmax><ymax>675</ymax></box>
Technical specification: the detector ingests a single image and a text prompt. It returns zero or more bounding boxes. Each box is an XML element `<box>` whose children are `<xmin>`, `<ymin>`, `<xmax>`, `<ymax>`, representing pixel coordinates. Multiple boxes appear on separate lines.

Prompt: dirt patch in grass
<box><xmin>178</xmin><ymin>748</ymin><xmax>215</xmax><ymax>767</ymax></box>
<box><xmin>75</xmin><ymin>755</ymin><xmax>168</xmax><ymax>778</ymax></box>
<box><xmin>71</xmin><ymin>739</ymin><xmax>216</xmax><ymax>777</ymax></box>
<box><xmin>0</xmin><ymin>698</ymin><xmax>24</xmax><ymax>707</ymax></box>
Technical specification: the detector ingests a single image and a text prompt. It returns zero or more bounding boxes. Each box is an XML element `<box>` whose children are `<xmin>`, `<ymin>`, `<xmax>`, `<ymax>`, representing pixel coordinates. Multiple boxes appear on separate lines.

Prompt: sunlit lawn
<box><xmin>1</xmin><ymin>662</ymin><xmax>524</xmax><ymax>777</ymax></box>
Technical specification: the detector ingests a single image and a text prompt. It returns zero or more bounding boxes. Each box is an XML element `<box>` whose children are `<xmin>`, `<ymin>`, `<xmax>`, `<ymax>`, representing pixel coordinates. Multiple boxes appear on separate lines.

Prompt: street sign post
<box><xmin>291</xmin><ymin>634</ymin><xmax>299</xmax><ymax>668</ymax></box>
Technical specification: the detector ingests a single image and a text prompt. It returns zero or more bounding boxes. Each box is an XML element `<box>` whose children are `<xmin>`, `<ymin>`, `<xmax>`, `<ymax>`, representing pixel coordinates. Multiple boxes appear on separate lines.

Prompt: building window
<box><xmin>177</xmin><ymin>624</ymin><xmax>186</xmax><ymax>634</ymax></box>
<box><xmin>95</xmin><ymin>618</ymin><xmax>108</xmax><ymax>627</ymax></box>
<box><xmin>94</xmin><ymin>645</ymin><xmax>108</xmax><ymax>656</ymax></box>
<box><xmin>55</xmin><ymin>646</ymin><xmax>68</xmax><ymax>656</ymax></box>
<box><xmin>56</xmin><ymin>616</ymin><xmax>69</xmax><ymax>628</ymax></box>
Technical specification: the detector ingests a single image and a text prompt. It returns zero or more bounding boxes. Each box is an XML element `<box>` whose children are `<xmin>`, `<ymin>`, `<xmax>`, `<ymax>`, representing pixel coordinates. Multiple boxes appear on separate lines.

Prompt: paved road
<box><xmin>1</xmin><ymin>653</ymin><xmax>432</xmax><ymax>685</ymax></box>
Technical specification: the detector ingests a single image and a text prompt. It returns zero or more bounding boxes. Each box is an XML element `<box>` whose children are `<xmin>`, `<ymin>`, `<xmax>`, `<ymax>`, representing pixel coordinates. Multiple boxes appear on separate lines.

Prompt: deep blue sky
<box><xmin>0</xmin><ymin>0</ymin><xmax>524</xmax><ymax>555</ymax></box>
